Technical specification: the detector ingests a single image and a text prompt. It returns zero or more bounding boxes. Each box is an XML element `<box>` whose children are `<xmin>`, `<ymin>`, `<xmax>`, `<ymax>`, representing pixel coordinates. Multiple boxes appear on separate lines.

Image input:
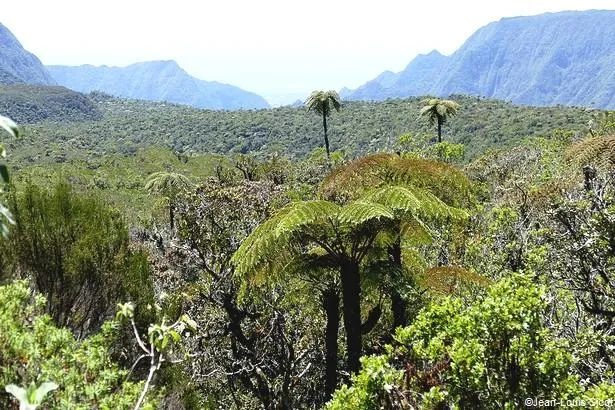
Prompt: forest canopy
<box><xmin>1</xmin><ymin>96</ymin><xmax>615</xmax><ymax>409</ymax></box>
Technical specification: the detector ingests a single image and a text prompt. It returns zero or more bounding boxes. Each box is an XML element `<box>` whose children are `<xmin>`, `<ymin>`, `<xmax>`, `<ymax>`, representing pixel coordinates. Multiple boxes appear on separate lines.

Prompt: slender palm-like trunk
<box><xmin>389</xmin><ymin>239</ymin><xmax>407</xmax><ymax>330</ymax></box>
<box><xmin>340</xmin><ymin>259</ymin><xmax>362</xmax><ymax>374</ymax></box>
<box><xmin>323</xmin><ymin>112</ymin><xmax>330</xmax><ymax>159</ymax></box>
<box><xmin>437</xmin><ymin>116</ymin><xmax>443</xmax><ymax>143</ymax></box>
<box><xmin>169</xmin><ymin>201</ymin><xmax>175</xmax><ymax>231</ymax></box>
<box><xmin>322</xmin><ymin>286</ymin><xmax>340</xmax><ymax>399</ymax></box>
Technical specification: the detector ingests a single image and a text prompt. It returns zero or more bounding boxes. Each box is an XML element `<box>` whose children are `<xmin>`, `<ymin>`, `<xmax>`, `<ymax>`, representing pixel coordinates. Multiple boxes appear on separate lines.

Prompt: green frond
<box><xmin>362</xmin><ymin>185</ymin><xmax>421</xmax><ymax>212</ymax></box>
<box><xmin>273</xmin><ymin>200</ymin><xmax>340</xmax><ymax>236</ymax></box>
<box><xmin>400</xmin><ymin>217</ymin><xmax>433</xmax><ymax>245</ymax></box>
<box><xmin>363</xmin><ymin>185</ymin><xmax>468</xmax><ymax>222</ymax></box>
<box><xmin>436</xmin><ymin>104</ymin><xmax>448</xmax><ymax>116</ymax></box>
<box><xmin>337</xmin><ymin>200</ymin><xmax>395</xmax><ymax>226</ymax></box>
<box><xmin>305</xmin><ymin>90</ymin><xmax>342</xmax><ymax>117</ymax></box>
<box><xmin>418</xmin><ymin>98</ymin><xmax>460</xmax><ymax>124</ymax></box>
<box><xmin>232</xmin><ymin>200</ymin><xmax>340</xmax><ymax>275</ymax></box>
<box><xmin>402</xmin><ymin>247</ymin><xmax>428</xmax><ymax>274</ymax></box>
<box><xmin>145</xmin><ymin>171</ymin><xmax>193</xmax><ymax>196</ymax></box>
<box><xmin>231</xmin><ymin>215</ymin><xmax>287</xmax><ymax>275</ymax></box>
<box><xmin>566</xmin><ymin>135</ymin><xmax>615</xmax><ymax>169</ymax></box>
<box><xmin>320</xmin><ymin>153</ymin><xmax>473</xmax><ymax>207</ymax></box>
<box><xmin>419</xmin><ymin>105</ymin><xmax>433</xmax><ymax>116</ymax></box>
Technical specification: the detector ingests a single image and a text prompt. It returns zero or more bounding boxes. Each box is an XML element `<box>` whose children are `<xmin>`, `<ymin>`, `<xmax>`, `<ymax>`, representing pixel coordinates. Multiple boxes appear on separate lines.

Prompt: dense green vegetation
<box><xmin>2</xmin><ymin>90</ymin><xmax>615</xmax><ymax>409</ymax></box>
<box><xmin>5</xmin><ymin>90</ymin><xmax>601</xmax><ymax>166</ymax></box>
<box><xmin>0</xmin><ymin>281</ymin><xmax>157</xmax><ymax>409</ymax></box>
<box><xmin>0</xmin><ymin>85</ymin><xmax>101</xmax><ymax>124</ymax></box>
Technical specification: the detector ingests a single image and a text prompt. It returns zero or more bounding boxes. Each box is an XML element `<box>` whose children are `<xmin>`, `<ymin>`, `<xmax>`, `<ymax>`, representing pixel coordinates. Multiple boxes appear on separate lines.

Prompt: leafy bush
<box><xmin>4</xmin><ymin>182</ymin><xmax>154</xmax><ymax>336</ymax></box>
<box><xmin>0</xmin><ymin>280</ymin><xmax>156</xmax><ymax>409</ymax></box>
<box><xmin>327</xmin><ymin>274</ymin><xmax>614</xmax><ymax>409</ymax></box>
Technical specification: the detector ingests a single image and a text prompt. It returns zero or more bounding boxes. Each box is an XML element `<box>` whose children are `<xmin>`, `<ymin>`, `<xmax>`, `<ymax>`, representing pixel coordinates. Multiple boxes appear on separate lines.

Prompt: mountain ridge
<box><xmin>342</xmin><ymin>10</ymin><xmax>615</xmax><ymax>109</ymax></box>
<box><xmin>0</xmin><ymin>23</ymin><xmax>56</xmax><ymax>85</ymax></box>
<box><xmin>47</xmin><ymin>60</ymin><xmax>270</xmax><ymax>110</ymax></box>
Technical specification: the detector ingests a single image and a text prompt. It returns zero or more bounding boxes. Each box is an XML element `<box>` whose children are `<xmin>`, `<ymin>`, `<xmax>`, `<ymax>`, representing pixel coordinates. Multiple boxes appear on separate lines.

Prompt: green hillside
<box><xmin>0</xmin><ymin>84</ymin><xmax>101</xmax><ymax>124</ymax></box>
<box><xmin>9</xmin><ymin>93</ymin><xmax>600</xmax><ymax>167</ymax></box>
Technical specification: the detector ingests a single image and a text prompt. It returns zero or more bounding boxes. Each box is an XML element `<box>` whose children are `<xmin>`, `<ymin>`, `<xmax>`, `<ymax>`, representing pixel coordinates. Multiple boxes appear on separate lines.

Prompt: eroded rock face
<box><xmin>343</xmin><ymin>10</ymin><xmax>615</xmax><ymax>109</ymax></box>
<box><xmin>0</xmin><ymin>23</ymin><xmax>56</xmax><ymax>85</ymax></box>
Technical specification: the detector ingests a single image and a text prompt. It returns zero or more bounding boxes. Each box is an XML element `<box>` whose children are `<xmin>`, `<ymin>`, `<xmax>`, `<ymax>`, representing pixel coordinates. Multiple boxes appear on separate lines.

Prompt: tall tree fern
<box><xmin>232</xmin><ymin>185</ymin><xmax>464</xmax><ymax>379</ymax></box>
<box><xmin>320</xmin><ymin>154</ymin><xmax>472</xmax><ymax>330</ymax></box>
<box><xmin>419</xmin><ymin>98</ymin><xmax>460</xmax><ymax>143</ymax></box>
<box><xmin>145</xmin><ymin>171</ymin><xmax>193</xmax><ymax>231</ymax></box>
<box><xmin>306</xmin><ymin>90</ymin><xmax>342</xmax><ymax>159</ymax></box>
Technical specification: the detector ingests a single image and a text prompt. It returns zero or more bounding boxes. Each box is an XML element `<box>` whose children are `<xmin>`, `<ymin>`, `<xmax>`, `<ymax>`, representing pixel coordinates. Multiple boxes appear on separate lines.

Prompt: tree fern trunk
<box><xmin>323</xmin><ymin>286</ymin><xmax>340</xmax><ymax>399</ymax></box>
<box><xmin>437</xmin><ymin>118</ymin><xmax>442</xmax><ymax>143</ymax></box>
<box><xmin>389</xmin><ymin>240</ymin><xmax>407</xmax><ymax>330</ymax></box>
<box><xmin>340</xmin><ymin>259</ymin><xmax>361</xmax><ymax>374</ymax></box>
<box><xmin>323</xmin><ymin>113</ymin><xmax>330</xmax><ymax>159</ymax></box>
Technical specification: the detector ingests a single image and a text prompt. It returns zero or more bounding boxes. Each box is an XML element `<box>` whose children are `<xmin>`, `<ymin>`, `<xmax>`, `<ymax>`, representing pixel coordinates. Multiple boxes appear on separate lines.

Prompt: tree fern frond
<box><xmin>419</xmin><ymin>105</ymin><xmax>433</xmax><ymax>116</ymax></box>
<box><xmin>320</xmin><ymin>154</ymin><xmax>473</xmax><ymax>207</ymax></box>
<box><xmin>337</xmin><ymin>200</ymin><xmax>395</xmax><ymax>226</ymax></box>
<box><xmin>232</xmin><ymin>201</ymin><xmax>340</xmax><ymax>275</ymax></box>
<box><xmin>305</xmin><ymin>90</ymin><xmax>341</xmax><ymax>116</ymax></box>
<box><xmin>231</xmin><ymin>215</ymin><xmax>287</xmax><ymax>275</ymax></box>
<box><xmin>401</xmin><ymin>247</ymin><xmax>428</xmax><ymax>273</ymax></box>
<box><xmin>273</xmin><ymin>200</ymin><xmax>340</xmax><ymax>236</ymax></box>
<box><xmin>360</xmin><ymin>185</ymin><xmax>464</xmax><ymax>221</ymax></box>
<box><xmin>145</xmin><ymin>171</ymin><xmax>193</xmax><ymax>195</ymax></box>
<box><xmin>400</xmin><ymin>217</ymin><xmax>433</xmax><ymax>245</ymax></box>
<box><xmin>566</xmin><ymin>135</ymin><xmax>615</xmax><ymax>170</ymax></box>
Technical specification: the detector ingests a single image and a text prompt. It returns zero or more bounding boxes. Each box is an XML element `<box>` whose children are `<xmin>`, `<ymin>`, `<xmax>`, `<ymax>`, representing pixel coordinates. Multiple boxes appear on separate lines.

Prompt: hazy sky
<box><xmin>3</xmin><ymin>0</ymin><xmax>614</xmax><ymax>104</ymax></box>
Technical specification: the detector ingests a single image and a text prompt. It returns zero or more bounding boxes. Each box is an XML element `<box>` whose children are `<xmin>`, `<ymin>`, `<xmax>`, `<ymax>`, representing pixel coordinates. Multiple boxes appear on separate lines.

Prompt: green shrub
<box><xmin>0</xmin><ymin>280</ymin><xmax>157</xmax><ymax>409</ymax></box>
<box><xmin>5</xmin><ymin>182</ymin><xmax>154</xmax><ymax>336</ymax></box>
<box><xmin>327</xmin><ymin>274</ymin><xmax>613</xmax><ymax>409</ymax></box>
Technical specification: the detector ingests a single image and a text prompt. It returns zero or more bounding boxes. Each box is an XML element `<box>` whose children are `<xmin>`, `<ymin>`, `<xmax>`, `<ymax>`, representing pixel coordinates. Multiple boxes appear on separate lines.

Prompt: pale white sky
<box><xmin>2</xmin><ymin>0</ymin><xmax>614</xmax><ymax>104</ymax></box>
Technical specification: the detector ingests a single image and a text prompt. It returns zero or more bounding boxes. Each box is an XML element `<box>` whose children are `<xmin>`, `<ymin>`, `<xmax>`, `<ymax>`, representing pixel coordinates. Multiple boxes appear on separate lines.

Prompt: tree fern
<box><xmin>144</xmin><ymin>171</ymin><xmax>193</xmax><ymax>195</ymax></box>
<box><xmin>305</xmin><ymin>90</ymin><xmax>341</xmax><ymax>159</ymax></box>
<box><xmin>233</xmin><ymin>158</ymin><xmax>471</xmax><ymax>376</ymax></box>
<box><xmin>145</xmin><ymin>171</ymin><xmax>193</xmax><ymax>230</ymax></box>
<box><xmin>419</xmin><ymin>98</ymin><xmax>460</xmax><ymax>143</ymax></box>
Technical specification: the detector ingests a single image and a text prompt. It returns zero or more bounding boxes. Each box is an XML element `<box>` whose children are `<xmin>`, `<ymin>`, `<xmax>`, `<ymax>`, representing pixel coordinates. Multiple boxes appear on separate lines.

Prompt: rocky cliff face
<box><xmin>343</xmin><ymin>10</ymin><xmax>615</xmax><ymax>109</ymax></box>
<box><xmin>0</xmin><ymin>23</ymin><xmax>55</xmax><ymax>85</ymax></box>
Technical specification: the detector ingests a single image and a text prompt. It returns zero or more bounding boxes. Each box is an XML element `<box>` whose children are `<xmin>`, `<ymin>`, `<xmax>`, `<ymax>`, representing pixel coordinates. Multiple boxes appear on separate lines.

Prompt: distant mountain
<box><xmin>343</xmin><ymin>10</ymin><xmax>615</xmax><ymax>109</ymax></box>
<box><xmin>47</xmin><ymin>61</ymin><xmax>270</xmax><ymax>110</ymax></box>
<box><xmin>0</xmin><ymin>23</ymin><xmax>55</xmax><ymax>85</ymax></box>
